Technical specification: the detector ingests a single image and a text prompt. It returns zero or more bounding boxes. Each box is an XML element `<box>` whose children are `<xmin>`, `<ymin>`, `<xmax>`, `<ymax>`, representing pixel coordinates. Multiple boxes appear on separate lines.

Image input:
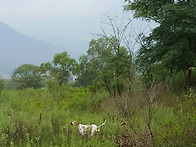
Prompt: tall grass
<box><xmin>0</xmin><ymin>87</ymin><xmax>116</xmax><ymax>146</ymax></box>
<box><xmin>0</xmin><ymin>85</ymin><xmax>195</xmax><ymax>146</ymax></box>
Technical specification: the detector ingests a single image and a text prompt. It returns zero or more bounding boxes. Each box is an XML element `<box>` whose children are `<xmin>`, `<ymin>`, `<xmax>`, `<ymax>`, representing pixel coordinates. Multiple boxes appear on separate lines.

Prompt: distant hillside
<box><xmin>0</xmin><ymin>21</ymin><xmax>65</xmax><ymax>77</ymax></box>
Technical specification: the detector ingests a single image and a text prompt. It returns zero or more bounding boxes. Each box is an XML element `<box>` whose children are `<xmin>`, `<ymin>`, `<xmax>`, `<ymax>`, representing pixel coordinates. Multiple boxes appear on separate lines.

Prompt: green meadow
<box><xmin>1</xmin><ymin>0</ymin><xmax>196</xmax><ymax>146</ymax></box>
<box><xmin>0</xmin><ymin>86</ymin><xmax>195</xmax><ymax>146</ymax></box>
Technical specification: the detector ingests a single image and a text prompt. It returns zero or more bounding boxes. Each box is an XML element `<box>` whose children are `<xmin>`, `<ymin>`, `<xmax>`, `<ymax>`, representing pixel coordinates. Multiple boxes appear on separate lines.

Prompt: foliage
<box><xmin>40</xmin><ymin>51</ymin><xmax>77</xmax><ymax>86</ymax></box>
<box><xmin>75</xmin><ymin>55</ymin><xmax>96</xmax><ymax>87</ymax></box>
<box><xmin>11</xmin><ymin>64</ymin><xmax>42</xmax><ymax>89</ymax></box>
<box><xmin>125</xmin><ymin>0</ymin><xmax>196</xmax><ymax>88</ymax></box>
<box><xmin>76</xmin><ymin>37</ymin><xmax>132</xmax><ymax>96</ymax></box>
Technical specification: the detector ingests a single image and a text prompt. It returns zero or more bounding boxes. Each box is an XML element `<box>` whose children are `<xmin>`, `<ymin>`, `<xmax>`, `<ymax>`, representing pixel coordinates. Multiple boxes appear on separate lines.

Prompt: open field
<box><xmin>0</xmin><ymin>86</ymin><xmax>195</xmax><ymax>146</ymax></box>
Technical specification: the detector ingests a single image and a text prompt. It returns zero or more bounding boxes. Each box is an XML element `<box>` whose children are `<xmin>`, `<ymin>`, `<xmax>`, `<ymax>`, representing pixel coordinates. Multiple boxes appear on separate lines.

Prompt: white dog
<box><xmin>71</xmin><ymin>120</ymin><xmax>106</xmax><ymax>137</ymax></box>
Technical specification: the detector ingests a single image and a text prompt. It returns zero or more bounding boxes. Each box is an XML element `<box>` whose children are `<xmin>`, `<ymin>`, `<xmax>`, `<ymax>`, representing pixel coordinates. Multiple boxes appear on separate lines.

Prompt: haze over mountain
<box><xmin>0</xmin><ymin>21</ymin><xmax>79</xmax><ymax>78</ymax></box>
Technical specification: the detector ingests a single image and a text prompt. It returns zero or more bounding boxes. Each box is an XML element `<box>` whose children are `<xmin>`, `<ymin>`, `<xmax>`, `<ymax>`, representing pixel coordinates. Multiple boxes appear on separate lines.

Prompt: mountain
<box><xmin>0</xmin><ymin>21</ymin><xmax>66</xmax><ymax>78</ymax></box>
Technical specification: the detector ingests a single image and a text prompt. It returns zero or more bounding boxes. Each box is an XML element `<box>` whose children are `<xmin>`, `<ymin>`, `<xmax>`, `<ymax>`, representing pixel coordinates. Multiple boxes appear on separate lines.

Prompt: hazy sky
<box><xmin>0</xmin><ymin>0</ymin><xmax>157</xmax><ymax>77</ymax></box>
<box><xmin>0</xmin><ymin>0</ymin><xmax>125</xmax><ymax>44</ymax></box>
<box><xmin>0</xmin><ymin>0</ymin><xmax>157</xmax><ymax>61</ymax></box>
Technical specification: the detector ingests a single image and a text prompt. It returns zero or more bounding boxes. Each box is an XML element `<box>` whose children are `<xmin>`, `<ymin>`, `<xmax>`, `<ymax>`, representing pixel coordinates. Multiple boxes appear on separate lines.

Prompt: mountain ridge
<box><xmin>0</xmin><ymin>21</ymin><xmax>66</xmax><ymax>78</ymax></box>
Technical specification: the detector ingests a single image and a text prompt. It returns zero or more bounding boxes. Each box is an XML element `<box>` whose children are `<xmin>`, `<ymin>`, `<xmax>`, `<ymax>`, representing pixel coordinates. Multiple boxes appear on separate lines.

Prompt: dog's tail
<box><xmin>98</xmin><ymin>120</ymin><xmax>106</xmax><ymax>128</ymax></box>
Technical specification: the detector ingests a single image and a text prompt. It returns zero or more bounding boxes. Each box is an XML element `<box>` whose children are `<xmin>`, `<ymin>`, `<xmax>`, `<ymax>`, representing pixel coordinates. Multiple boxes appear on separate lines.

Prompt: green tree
<box><xmin>75</xmin><ymin>55</ymin><xmax>96</xmax><ymax>87</ymax></box>
<box><xmin>40</xmin><ymin>51</ymin><xmax>77</xmax><ymax>86</ymax></box>
<box><xmin>77</xmin><ymin>37</ymin><xmax>131</xmax><ymax>96</ymax></box>
<box><xmin>11</xmin><ymin>64</ymin><xmax>42</xmax><ymax>89</ymax></box>
<box><xmin>125</xmin><ymin>0</ymin><xmax>196</xmax><ymax>87</ymax></box>
<box><xmin>78</xmin><ymin>15</ymin><xmax>134</xmax><ymax>96</ymax></box>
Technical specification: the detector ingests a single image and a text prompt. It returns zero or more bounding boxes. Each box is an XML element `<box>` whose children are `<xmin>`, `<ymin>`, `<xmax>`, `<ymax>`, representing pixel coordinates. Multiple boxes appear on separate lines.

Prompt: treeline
<box><xmin>1</xmin><ymin>0</ymin><xmax>196</xmax><ymax>93</ymax></box>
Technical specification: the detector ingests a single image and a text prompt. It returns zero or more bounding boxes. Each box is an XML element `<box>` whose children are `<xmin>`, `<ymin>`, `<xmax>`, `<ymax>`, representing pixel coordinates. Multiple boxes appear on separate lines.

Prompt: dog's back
<box><xmin>71</xmin><ymin>120</ymin><xmax>106</xmax><ymax>137</ymax></box>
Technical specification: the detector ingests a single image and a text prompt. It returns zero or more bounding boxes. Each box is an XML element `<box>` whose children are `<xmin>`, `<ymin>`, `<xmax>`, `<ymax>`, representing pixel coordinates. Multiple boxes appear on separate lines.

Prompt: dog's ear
<box><xmin>75</xmin><ymin>121</ymin><xmax>80</xmax><ymax>125</ymax></box>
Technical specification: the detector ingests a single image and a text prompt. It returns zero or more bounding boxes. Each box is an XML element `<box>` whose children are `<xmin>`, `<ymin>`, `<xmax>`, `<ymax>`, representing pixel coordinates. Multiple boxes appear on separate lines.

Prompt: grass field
<box><xmin>0</xmin><ymin>86</ymin><xmax>195</xmax><ymax>146</ymax></box>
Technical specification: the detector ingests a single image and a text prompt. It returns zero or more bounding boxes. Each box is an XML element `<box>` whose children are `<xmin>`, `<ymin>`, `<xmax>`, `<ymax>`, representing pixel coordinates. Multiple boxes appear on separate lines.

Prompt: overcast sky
<box><xmin>0</xmin><ymin>0</ymin><xmax>157</xmax><ymax>78</ymax></box>
<box><xmin>0</xmin><ymin>0</ymin><xmax>157</xmax><ymax>61</ymax></box>
<box><xmin>0</xmin><ymin>0</ymin><xmax>126</xmax><ymax>44</ymax></box>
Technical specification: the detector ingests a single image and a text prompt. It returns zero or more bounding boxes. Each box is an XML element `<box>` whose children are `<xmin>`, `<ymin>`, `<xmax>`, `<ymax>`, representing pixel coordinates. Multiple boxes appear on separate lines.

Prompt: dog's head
<box><xmin>71</xmin><ymin>121</ymin><xmax>80</xmax><ymax>125</ymax></box>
